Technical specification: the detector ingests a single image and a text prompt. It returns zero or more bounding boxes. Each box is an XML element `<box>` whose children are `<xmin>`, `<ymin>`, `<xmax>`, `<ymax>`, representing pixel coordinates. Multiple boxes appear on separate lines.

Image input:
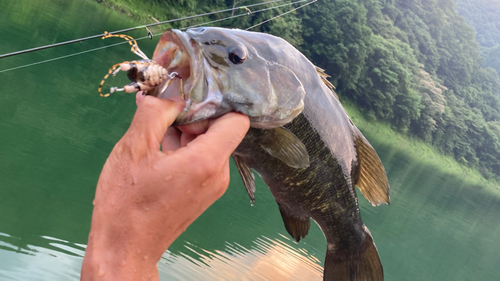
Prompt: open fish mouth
<box><xmin>150</xmin><ymin>30</ymin><xmax>194</xmax><ymax>100</ymax></box>
<box><xmin>149</xmin><ymin>29</ymin><xmax>221</xmax><ymax>125</ymax></box>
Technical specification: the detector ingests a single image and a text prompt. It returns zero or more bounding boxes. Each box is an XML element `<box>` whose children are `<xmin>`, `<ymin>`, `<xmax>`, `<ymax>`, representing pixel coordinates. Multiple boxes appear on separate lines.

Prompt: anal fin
<box><xmin>277</xmin><ymin>203</ymin><xmax>310</xmax><ymax>242</ymax></box>
<box><xmin>232</xmin><ymin>154</ymin><xmax>256</xmax><ymax>203</ymax></box>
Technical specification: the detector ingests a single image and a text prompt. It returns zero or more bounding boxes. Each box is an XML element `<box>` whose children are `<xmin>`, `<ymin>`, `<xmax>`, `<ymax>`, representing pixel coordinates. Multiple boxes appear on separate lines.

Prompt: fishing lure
<box><xmin>98</xmin><ymin>32</ymin><xmax>180</xmax><ymax>98</ymax></box>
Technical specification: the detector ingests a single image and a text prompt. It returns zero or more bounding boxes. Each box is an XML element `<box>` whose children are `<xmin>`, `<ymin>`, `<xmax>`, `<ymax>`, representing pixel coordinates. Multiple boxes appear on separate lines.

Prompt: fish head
<box><xmin>150</xmin><ymin>27</ymin><xmax>306</xmax><ymax>128</ymax></box>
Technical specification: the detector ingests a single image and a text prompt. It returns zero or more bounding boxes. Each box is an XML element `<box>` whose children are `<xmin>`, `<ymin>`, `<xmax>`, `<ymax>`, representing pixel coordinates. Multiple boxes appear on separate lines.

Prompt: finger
<box><xmin>180</xmin><ymin>132</ymin><xmax>197</xmax><ymax>147</ymax></box>
<box><xmin>182</xmin><ymin>112</ymin><xmax>249</xmax><ymax>164</ymax></box>
<box><xmin>123</xmin><ymin>96</ymin><xmax>185</xmax><ymax>155</ymax></box>
<box><xmin>177</xmin><ymin>119</ymin><xmax>210</xmax><ymax>135</ymax></box>
<box><xmin>220</xmin><ymin>157</ymin><xmax>231</xmax><ymax>189</ymax></box>
<box><xmin>200</xmin><ymin>158</ymin><xmax>231</xmax><ymax>203</ymax></box>
<box><xmin>135</xmin><ymin>91</ymin><xmax>145</xmax><ymax>107</ymax></box>
<box><xmin>162</xmin><ymin>127</ymin><xmax>181</xmax><ymax>151</ymax></box>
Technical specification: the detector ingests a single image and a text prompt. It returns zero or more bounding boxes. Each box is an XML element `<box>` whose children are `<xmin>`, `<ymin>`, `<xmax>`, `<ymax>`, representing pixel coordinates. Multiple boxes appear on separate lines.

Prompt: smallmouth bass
<box><xmin>149</xmin><ymin>27</ymin><xmax>390</xmax><ymax>281</ymax></box>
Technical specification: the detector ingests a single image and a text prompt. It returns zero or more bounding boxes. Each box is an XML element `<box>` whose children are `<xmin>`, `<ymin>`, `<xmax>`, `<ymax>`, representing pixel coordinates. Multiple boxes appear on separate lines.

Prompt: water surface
<box><xmin>1</xmin><ymin>0</ymin><xmax>499</xmax><ymax>280</ymax></box>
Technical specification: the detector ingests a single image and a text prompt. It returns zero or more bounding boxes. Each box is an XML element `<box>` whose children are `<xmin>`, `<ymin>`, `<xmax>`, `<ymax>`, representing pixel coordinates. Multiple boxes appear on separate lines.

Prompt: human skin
<box><xmin>81</xmin><ymin>96</ymin><xmax>250</xmax><ymax>280</ymax></box>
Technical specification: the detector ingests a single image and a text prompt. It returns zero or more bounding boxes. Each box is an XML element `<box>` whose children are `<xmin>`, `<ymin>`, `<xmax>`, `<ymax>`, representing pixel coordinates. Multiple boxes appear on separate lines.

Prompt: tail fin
<box><xmin>323</xmin><ymin>227</ymin><xmax>383</xmax><ymax>281</ymax></box>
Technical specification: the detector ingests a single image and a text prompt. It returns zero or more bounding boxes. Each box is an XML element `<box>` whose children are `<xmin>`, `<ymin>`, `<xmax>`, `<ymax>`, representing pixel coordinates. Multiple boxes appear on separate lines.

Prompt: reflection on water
<box><xmin>2</xmin><ymin>0</ymin><xmax>500</xmax><ymax>280</ymax></box>
<box><xmin>160</xmin><ymin>236</ymin><xmax>322</xmax><ymax>280</ymax></box>
<box><xmin>0</xmin><ymin>233</ymin><xmax>84</xmax><ymax>281</ymax></box>
<box><xmin>359</xmin><ymin>136</ymin><xmax>500</xmax><ymax>281</ymax></box>
<box><xmin>0</xmin><ymin>232</ymin><xmax>322</xmax><ymax>281</ymax></box>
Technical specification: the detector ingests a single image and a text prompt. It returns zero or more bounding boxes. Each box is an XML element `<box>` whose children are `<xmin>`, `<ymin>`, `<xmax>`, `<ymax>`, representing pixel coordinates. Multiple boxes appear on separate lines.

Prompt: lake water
<box><xmin>1</xmin><ymin>0</ymin><xmax>499</xmax><ymax>280</ymax></box>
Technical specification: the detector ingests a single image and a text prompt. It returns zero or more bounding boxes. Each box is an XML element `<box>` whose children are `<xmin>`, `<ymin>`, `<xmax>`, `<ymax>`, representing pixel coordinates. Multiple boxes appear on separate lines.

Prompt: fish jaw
<box><xmin>151</xmin><ymin>29</ymin><xmax>228</xmax><ymax>125</ymax></box>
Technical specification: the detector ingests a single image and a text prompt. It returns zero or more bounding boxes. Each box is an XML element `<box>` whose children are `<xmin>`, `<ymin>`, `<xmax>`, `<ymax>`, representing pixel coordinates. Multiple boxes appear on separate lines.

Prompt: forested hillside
<box><xmin>454</xmin><ymin>0</ymin><xmax>500</xmax><ymax>76</ymax></box>
<box><xmin>97</xmin><ymin>0</ymin><xmax>500</xmax><ymax>180</ymax></box>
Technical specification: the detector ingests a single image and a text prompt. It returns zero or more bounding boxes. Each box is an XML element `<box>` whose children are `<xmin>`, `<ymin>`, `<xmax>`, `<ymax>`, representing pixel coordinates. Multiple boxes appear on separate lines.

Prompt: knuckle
<box><xmin>201</xmin><ymin>162</ymin><xmax>219</xmax><ymax>178</ymax></box>
<box><xmin>112</xmin><ymin>139</ymin><xmax>127</xmax><ymax>155</ymax></box>
<box><xmin>197</xmin><ymin>160</ymin><xmax>221</xmax><ymax>179</ymax></box>
<box><xmin>185</xmin><ymin>156</ymin><xmax>210</xmax><ymax>179</ymax></box>
<box><xmin>214</xmin><ymin>178</ymin><xmax>229</xmax><ymax>198</ymax></box>
<box><xmin>140</xmin><ymin>95</ymin><xmax>158</xmax><ymax>110</ymax></box>
<box><xmin>120</xmin><ymin>134</ymin><xmax>134</xmax><ymax>150</ymax></box>
<box><xmin>220</xmin><ymin>176</ymin><xmax>230</xmax><ymax>189</ymax></box>
<box><xmin>214</xmin><ymin>186</ymin><xmax>226</xmax><ymax>199</ymax></box>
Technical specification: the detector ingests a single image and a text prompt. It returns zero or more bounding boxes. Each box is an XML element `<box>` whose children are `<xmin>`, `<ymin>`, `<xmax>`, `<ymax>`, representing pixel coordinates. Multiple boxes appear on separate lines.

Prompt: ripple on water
<box><xmin>0</xmin><ymin>233</ymin><xmax>85</xmax><ymax>280</ymax></box>
<box><xmin>158</xmin><ymin>236</ymin><xmax>323</xmax><ymax>280</ymax></box>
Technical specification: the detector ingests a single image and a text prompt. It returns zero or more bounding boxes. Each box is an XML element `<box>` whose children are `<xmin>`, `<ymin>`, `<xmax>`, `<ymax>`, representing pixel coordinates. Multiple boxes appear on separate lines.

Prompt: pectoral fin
<box><xmin>232</xmin><ymin>154</ymin><xmax>256</xmax><ymax>203</ymax></box>
<box><xmin>353</xmin><ymin>130</ymin><xmax>390</xmax><ymax>206</ymax></box>
<box><xmin>259</xmin><ymin>127</ymin><xmax>310</xmax><ymax>169</ymax></box>
<box><xmin>277</xmin><ymin>203</ymin><xmax>310</xmax><ymax>243</ymax></box>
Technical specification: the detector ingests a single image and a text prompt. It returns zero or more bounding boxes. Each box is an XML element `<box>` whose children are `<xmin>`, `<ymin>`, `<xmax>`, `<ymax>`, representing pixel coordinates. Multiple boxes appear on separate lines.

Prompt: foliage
<box><xmin>482</xmin><ymin>45</ymin><xmax>500</xmax><ymax>76</ymax></box>
<box><xmin>93</xmin><ymin>0</ymin><xmax>500</xmax><ymax>181</ymax></box>
<box><xmin>455</xmin><ymin>0</ymin><xmax>500</xmax><ymax>48</ymax></box>
<box><xmin>300</xmin><ymin>0</ymin><xmax>500</xmax><ymax>180</ymax></box>
<box><xmin>454</xmin><ymin>0</ymin><xmax>500</xmax><ymax>75</ymax></box>
<box><xmin>299</xmin><ymin>0</ymin><xmax>372</xmax><ymax>92</ymax></box>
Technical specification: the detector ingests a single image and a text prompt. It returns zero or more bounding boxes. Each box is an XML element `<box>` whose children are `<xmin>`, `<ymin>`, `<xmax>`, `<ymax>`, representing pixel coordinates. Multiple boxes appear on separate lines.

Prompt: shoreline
<box><xmin>92</xmin><ymin>0</ymin><xmax>499</xmax><ymax>191</ymax></box>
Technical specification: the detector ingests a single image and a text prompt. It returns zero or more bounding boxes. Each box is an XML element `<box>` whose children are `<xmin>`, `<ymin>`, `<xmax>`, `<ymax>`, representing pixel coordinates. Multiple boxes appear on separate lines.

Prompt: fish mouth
<box><xmin>150</xmin><ymin>29</ymin><xmax>220</xmax><ymax>126</ymax></box>
<box><xmin>150</xmin><ymin>30</ymin><xmax>195</xmax><ymax>103</ymax></box>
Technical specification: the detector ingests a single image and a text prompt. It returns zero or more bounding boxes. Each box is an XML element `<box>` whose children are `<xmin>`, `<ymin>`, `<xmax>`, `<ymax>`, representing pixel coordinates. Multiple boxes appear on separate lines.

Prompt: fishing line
<box><xmin>0</xmin><ymin>39</ymin><xmax>149</xmax><ymax>74</ymax></box>
<box><xmin>0</xmin><ymin>0</ymin><xmax>316</xmax><ymax>74</ymax></box>
<box><xmin>0</xmin><ymin>0</ymin><xmax>289</xmax><ymax>59</ymax></box>
<box><xmin>185</xmin><ymin>0</ymin><xmax>311</xmax><ymax>29</ymax></box>
<box><xmin>245</xmin><ymin>0</ymin><xmax>317</xmax><ymax>30</ymax></box>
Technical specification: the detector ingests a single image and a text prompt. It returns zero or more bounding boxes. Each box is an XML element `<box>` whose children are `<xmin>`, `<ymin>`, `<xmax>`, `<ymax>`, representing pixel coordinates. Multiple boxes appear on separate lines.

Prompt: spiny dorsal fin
<box><xmin>353</xmin><ymin>132</ymin><xmax>390</xmax><ymax>206</ymax></box>
<box><xmin>277</xmin><ymin>203</ymin><xmax>311</xmax><ymax>242</ymax></box>
<box><xmin>232</xmin><ymin>154</ymin><xmax>256</xmax><ymax>204</ymax></box>
<box><xmin>315</xmin><ymin>66</ymin><xmax>338</xmax><ymax>100</ymax></box>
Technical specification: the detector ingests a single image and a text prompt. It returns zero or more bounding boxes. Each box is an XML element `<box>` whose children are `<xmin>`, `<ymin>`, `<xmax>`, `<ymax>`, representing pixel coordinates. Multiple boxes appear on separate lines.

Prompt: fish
<box><xmin>149</xmin><ymin>27</ymin><xmax>390</xmax><ymax>280</ymax></box>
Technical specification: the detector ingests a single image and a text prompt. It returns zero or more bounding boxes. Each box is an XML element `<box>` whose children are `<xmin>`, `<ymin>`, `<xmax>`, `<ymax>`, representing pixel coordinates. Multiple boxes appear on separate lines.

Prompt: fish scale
<box><xmin>236</xmin><ymin>113</ymin><xmax>365</xmax><ymax>247</ymax></box>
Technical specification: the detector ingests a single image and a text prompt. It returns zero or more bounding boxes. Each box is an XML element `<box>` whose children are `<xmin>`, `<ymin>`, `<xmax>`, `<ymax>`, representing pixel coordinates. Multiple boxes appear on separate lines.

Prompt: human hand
<box><xmin>81</xmin><ymin>96</ymin><xmax>250</xmax><ymax>280</ymax></box>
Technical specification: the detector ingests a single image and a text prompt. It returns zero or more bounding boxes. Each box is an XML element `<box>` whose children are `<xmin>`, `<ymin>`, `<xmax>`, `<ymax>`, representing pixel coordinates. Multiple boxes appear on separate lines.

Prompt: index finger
<box><xmin>182</xmin><ymin>112</ymin><xmax>250</xmax><ymax>164</ymax></box>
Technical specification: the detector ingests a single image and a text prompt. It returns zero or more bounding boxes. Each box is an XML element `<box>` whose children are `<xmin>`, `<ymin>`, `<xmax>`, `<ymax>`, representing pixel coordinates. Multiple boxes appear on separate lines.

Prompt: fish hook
<box><xmin>144</xmin><ymin>26</ymin><xmax>154</xmax><ymax>40</ymax></box>
<box><xmin>241</xmin><ymin>6</ymin><xmax>252</xmax><ymax>16</ymax></box>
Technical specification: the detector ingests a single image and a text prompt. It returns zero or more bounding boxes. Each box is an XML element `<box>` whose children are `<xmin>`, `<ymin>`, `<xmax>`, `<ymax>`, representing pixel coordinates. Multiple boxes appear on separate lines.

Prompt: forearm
<box><xmin>81</xmin><ymin>241</ymin><xmax>159</xmax><ymax>281</ymax></box>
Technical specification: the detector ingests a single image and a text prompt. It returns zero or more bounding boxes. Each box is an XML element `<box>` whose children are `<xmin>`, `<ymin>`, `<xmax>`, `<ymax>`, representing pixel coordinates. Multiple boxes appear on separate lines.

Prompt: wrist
<box><xmin>81</xmin><ymin>208</ymin><xmax>161</xmax><ymax>281</ymax></box>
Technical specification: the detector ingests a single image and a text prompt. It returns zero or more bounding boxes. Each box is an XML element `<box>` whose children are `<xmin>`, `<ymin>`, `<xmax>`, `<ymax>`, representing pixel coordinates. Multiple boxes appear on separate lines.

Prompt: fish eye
<box><xmin>229</xmin><ymin>47</ymin><xmax>246</xmax><ymax>64</ymax></box>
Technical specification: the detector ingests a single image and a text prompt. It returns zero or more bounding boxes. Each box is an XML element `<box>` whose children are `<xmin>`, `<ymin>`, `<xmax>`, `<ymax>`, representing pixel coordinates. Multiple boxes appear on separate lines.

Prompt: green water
<box><xmin>1</xmin><ymin>0</ymin><xmax>499</xmax><ymax>280</ymax></box>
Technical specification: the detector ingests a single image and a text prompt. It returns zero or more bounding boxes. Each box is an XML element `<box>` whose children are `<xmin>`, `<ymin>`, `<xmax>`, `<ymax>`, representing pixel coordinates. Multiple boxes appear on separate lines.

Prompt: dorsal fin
<box><xmin>315</xmin><ymin>66</ymin><xmax>338</xmax><ymax>100</ymax></box>
<box><xmin>353</xmin><ymin>131</ymin><xmax>390</xmax><ymax>206</ymax></box>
